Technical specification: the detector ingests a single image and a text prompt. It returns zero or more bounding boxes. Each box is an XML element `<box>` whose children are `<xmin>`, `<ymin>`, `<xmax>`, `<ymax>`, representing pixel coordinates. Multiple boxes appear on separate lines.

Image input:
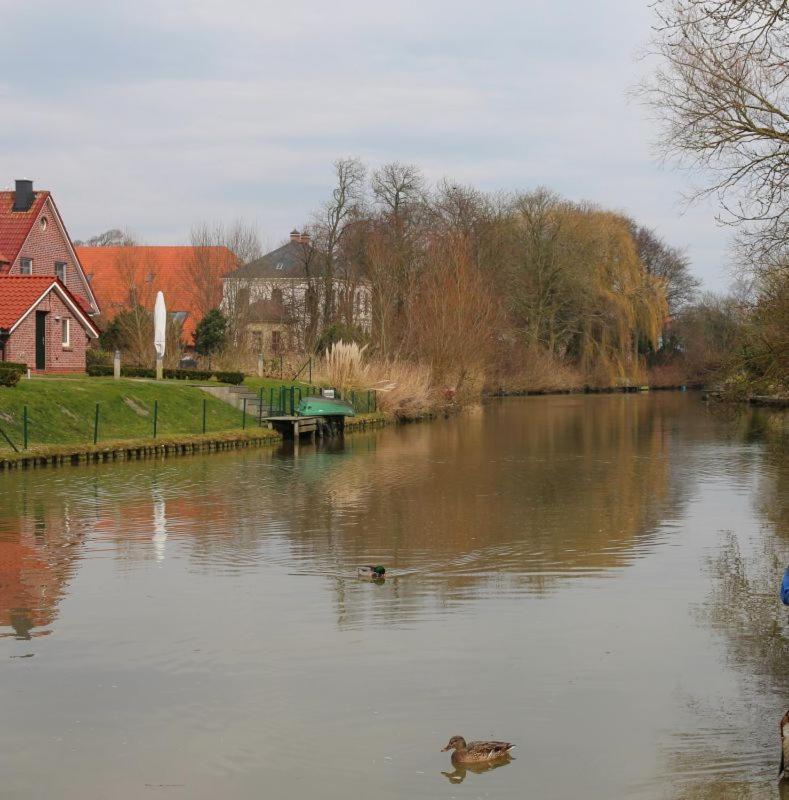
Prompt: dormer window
<box><xmin>19</xmin><ymin>257</ymin><xmax>32</xmax><ymax>275</ymax></box>
<box><xmin>276</xmin><ymin>262</ymin><xmax>284</xmax><ymax>271</ymax></box>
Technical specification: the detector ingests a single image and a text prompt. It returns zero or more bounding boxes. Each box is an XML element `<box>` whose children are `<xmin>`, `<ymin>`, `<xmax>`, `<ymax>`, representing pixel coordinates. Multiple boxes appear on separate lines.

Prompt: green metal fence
<box><xmin>0</xmin><ymin>387</ymin><xmax>378</xmax><ymax>453</ymax></box>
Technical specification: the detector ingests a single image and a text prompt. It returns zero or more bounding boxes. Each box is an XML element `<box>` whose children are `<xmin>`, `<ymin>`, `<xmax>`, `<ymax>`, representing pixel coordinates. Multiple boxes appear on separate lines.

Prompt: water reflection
<box><xmin>441</xmin><ymin>754</ymin><xmax>513</xmax><ymax>783</ymax></box>
<box><xmin>0</xmin><ymin>394</ymin><xmax>785</xmax><ymax>800</ymax></box>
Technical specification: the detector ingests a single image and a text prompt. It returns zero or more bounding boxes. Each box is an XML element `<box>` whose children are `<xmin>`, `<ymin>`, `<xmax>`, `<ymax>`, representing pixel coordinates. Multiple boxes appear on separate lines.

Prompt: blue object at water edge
<box><xmin>781</xmin><ymin>567</ymin><xmax>789</xmax><ymax>605</ymax></box>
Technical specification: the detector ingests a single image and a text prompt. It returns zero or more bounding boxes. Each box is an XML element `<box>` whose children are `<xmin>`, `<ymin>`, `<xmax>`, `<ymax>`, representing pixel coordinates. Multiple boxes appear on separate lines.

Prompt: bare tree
<box><xmin>187</xmin><ymin>220</ymin><xmax>261</xmax><ymax>344</ymax></box>
<box><xmin>644</xmin><ymin>0</ymin><xmax>789</xmax><ymax>256</ymax></box>
<box><xmin>630</xmin><ymin>223</ymin><xmax>699</xmax><ymax>313</ymax></box>
<box><xmin>313</xmin><ymin>158</ymin><xmax>366</xmax><ymax>325</ymax></box>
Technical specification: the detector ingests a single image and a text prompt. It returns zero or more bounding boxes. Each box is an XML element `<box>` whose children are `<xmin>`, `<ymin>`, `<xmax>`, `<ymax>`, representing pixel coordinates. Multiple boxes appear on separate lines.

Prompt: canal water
<box><xmin>0</xmin><ymin>394</ymin><xmax>786</xmax><ymax>799</ymax></box>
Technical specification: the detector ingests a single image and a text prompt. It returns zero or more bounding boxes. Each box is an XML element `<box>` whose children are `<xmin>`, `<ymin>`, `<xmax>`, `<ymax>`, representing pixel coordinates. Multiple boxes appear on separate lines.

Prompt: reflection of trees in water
<box><xmin>0</xmin><ymin>395</ymin><xmax>760</xmax><ymax>637</ymax></box>
<box><xmin>662</xmin><ymin>426</ymin><xmax>788</xmax><ymax>799</ymax></box>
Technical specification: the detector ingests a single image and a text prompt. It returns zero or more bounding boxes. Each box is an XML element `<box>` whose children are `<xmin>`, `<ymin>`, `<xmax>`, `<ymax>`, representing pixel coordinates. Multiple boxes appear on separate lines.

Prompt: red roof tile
<box><xmin>76</xmin><ymin>246</ymin><xmax>237</xmax><ymax>341</ymax></box>
<box><xmin>0</xmin><ymin>275</ymin><xmax>99</xmax><ymax>335</ymax></box>
<box><xmin>0</xmin><ymin>191</ymin><xmax>50</xmax><ymax>271</ymax></box>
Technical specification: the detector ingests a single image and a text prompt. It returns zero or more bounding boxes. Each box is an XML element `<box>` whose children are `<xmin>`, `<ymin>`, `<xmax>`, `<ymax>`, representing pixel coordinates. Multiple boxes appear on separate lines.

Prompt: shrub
<box><xmin>86</xmin><ymin>348</ymin><xmax>112</xmax><ymax>367</ymax></box>
<box><xmin>0</xmin><ymin>361</ymin><xmax>27</xmax><ymax>376</ymax></box>
<box><xmin>164</xmin><ymin>368</ymin><xmax>213</xmax><ymax>381</ymax></box>
<box><xmin>87</xmin><ymin>364</ymin><xmax>113</xmax><ymax>377</ymax></box>
<box><xmin>214</xmin><ymin>371</ymin><xmax>244</xmax><ymax>385</ymax></box>
<box><xmin>0</xmin><ymin>369</ymin><xmax>21</xmax><ymax>387</ymax></box>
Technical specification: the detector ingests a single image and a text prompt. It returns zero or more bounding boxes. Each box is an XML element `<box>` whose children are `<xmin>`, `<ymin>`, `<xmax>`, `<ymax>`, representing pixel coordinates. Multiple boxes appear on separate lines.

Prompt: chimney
<box><xmin>290</xmin><ymin>229</ymin><xmax>301</xmax><ymax>243</ymax></box>
<box><xmin>12</xmin><ymin>179</ymin><xmax>34</xmax><ymax>212</ymax></box>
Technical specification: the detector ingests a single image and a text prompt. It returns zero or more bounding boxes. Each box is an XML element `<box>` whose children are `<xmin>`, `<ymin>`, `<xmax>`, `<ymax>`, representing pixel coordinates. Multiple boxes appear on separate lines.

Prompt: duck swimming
<box><xmin>441</xmin><ymin>736</ymin><xmax>515</xmax><ymax>764</ymax></box>
<box><xmin>357</xmin><ymin>565</ymin><xmax>386</xmax><ymax>580</ymax></box>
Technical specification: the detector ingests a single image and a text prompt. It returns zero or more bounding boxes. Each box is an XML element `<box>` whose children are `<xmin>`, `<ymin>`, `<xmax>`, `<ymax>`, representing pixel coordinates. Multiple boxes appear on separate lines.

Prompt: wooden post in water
<box><xmin>153</xmin><ymin>400</ymin><xmax>158</xmax><ymax>438</ymax></box>
<box><xmin>202</xmin><ymin>398</ymin><xmax>207</xmax><ymax>434</ymax></box>
<box><xmin>93</xmin><ymin>403</ymin><xmax>100</xmax><ymax>445</ymax></box>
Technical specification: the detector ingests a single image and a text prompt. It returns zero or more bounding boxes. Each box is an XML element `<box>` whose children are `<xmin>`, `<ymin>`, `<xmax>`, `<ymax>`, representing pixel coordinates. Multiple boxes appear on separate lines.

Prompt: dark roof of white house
<box><xmin>232</xmin><ymin>240</ymin><xmax>318</xmax><ymax>280</ymax></box>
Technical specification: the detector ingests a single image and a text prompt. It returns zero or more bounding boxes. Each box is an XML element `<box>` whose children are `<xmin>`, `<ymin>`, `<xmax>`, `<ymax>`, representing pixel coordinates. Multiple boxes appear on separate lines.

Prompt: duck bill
<box><xmin>441</xmin><ymin>745</ymin><xmax>451</xmax><ymax>752</ymax></box>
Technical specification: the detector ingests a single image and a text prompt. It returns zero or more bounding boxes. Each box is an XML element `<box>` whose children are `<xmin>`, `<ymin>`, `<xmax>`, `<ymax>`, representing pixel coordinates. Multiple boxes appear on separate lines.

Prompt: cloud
<box><xmin>0</xmin><ymin>0</ymin><xmax>732</xmax><ymax>288</ymax></box>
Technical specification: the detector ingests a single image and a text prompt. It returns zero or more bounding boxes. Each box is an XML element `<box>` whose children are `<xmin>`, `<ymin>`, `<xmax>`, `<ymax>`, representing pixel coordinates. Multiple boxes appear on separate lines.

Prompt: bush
<box><xmin>0</xmin><ymin>361</ymin><xmax>27</xmax><ymax>376</ymax></box>
<box><xmin>163</xmin><ymin>368</ymin><xmax>213</xmax><ymax>381</ymax></box>
<box><xmin>214</xmin><ymin>371</ymin><xmax>244</xmax><ymax>385</ymax></box>
<box><xmin>86</xmin><ymin>364</ymin><xmax>113</xmax><ymax>377</ymax></box>
<box><xmin>0</xmin><ymin>369</ymin><xmax>21</xmax><ymax>387</ymax></box>
<box><xmin>86</xmin><ymin>348</ymin><xmax>112</xmax><ymax>367</ymax></box>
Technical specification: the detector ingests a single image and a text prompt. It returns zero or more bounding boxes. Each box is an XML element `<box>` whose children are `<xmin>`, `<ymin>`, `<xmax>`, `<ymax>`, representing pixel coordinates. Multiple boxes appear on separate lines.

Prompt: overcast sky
<box><xmin>0</xmin><ymin>0</ymin><xmax>732</xmax><ymax>289</ymax></box>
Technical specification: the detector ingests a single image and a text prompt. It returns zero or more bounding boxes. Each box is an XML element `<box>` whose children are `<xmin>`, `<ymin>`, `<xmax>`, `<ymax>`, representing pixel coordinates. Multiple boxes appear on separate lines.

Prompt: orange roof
<box><xmin>76</xmin><ymin>246</ymin><xmax>237</xmax><ymax>341</ymax></box>
<box><xmin>0</xmin><ymin>191</ymin><xmax>50</xmax><ymax>270</ymax></box>
<box><xmin>0</xmin><ymin>275</ymin><xmax>100</xmax><ymax>335</ymax></box>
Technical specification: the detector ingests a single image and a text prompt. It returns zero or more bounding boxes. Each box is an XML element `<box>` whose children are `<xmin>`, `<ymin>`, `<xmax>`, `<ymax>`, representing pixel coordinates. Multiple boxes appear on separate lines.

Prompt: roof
<box><xmin>0</xmin><ymin>275</ymin><xmax>100</xmax><ymax>336</ymax></box>
<box><xmin>231</xmin><ymin>240</ymin><xmax>317</xmax><ymax>280</ymax></box>
<box><xmin>76</xmin><ymin>245</ymin><xmax>237</xmax><ymax>341</ymax></box>
<box><xmin>0</xmin><ymin>191</ymin><xmax>51</xmax><ymax>270</ymax></box>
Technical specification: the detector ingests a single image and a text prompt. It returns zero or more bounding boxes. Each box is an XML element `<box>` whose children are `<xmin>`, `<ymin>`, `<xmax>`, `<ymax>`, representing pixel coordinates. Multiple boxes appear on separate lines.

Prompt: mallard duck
<box><xmin>441</xmin><ymin>736</ymin><xmax>515</xmax><ymax>764</ymax></box>
<box><xmin>780</xmin><ymin>709</ymin><xmax>789</xmax><ymax>780</ymax></box>
<box><xmin>357</xmin><ymin>565</ymin><xmax>386</xmax><ymax>580</ymax></box>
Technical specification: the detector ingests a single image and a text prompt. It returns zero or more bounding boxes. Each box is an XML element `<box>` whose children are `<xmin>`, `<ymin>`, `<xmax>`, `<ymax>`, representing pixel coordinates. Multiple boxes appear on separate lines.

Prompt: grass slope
<box><xmin>0</xmin><ymin>376</ymin><xmax>249</xmax><ymax>451</ymax></box>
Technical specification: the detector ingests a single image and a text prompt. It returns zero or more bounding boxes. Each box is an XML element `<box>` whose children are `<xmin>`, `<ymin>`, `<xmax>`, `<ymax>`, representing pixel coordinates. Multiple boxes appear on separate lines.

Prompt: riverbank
<box><xmin>0</xmin><ymin>411</ymin><xmax>392</xmax><ymax>470</ymax></box>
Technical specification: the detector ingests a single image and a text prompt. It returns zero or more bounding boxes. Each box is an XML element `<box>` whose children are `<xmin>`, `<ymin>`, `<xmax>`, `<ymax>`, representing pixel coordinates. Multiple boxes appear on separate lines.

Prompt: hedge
<box><xmin>214</xmin><ymin>371</ymin><xmax>244</xmax><ymax>385</ymax></box>
<box><xmin>0</xmin><ymin>361</ymin><xmax>27</xmax><ymax>375</ymax></box>
<box><xmin>86</xmin><ymin>364</ymin><xmax>243</xmax><ymax>384</ymax></box>
<box><xmin>0</xmin><ymin>369</ymin><xmax>21</xmax><ymax>387</ymax></box>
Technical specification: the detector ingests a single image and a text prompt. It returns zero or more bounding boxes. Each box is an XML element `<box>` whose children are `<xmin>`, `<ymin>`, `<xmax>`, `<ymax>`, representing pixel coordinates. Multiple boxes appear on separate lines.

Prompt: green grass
<box><xmin>0</xmin><ymin>375</ymin><xmax>252</xmax><ymax>451</ymax></box>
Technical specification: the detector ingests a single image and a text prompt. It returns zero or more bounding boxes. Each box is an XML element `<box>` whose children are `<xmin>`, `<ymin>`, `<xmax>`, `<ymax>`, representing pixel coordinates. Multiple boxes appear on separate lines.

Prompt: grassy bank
<box><xmin>0</xmin><ymin>375</ymin><xmax>255</xmax><ymax>451</ymax></box>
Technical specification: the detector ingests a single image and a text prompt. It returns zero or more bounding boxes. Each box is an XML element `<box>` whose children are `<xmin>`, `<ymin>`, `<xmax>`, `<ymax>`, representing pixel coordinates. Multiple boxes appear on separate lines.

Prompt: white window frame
<box><xmin>55</xmin><ymin>261</ymin><xmax>67</xmax><ymax>282</ymax></box>
<box><xmin>61</xmin><ymin>317</ymin><xmax>71</xmax><ymax>348</ymax></box>
<box><xmin>19</xmin><ymin>257</ymin><xmax>32</xmax><ymax>275</ymax></box>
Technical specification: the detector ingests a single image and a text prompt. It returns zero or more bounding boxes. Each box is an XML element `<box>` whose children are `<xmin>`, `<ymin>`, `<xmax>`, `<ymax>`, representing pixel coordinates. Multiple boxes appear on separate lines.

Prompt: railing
<box><xmin>0</xmin><ymin>389</ymin><xmax>378</xmax><ymax>453</ymax></box>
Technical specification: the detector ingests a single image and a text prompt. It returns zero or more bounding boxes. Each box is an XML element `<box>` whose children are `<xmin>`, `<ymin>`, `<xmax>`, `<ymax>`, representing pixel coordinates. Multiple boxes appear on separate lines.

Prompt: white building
<box><xmin>223</xmin><ymin>230</ymin><xmax>372</xmax><ymax>354</ymax></box>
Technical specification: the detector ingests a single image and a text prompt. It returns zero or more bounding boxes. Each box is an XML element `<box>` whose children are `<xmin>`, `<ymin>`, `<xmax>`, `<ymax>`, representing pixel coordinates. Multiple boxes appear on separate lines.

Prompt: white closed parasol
<box><xmin>154</xmin><ymin>291</ymin><xmax>167</xmax><ymax>359</ymax></box>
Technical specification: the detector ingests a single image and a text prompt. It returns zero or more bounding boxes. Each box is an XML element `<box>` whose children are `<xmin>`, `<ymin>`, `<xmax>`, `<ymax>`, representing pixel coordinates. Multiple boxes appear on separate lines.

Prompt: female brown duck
<box><xmin>442</xmin><ymin>736</ymin><xmax>515</xmax><ymax>764</ymax></box>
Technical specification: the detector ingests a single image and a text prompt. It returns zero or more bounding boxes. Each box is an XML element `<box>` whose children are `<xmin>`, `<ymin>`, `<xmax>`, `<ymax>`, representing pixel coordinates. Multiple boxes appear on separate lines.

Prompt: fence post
<box><xmin>289</xmin><ymin>386</ymin><xmax>295</xmax><ymax>416</ymax></box>
<box><xmin>280</xmin><ymin>355</ymin><xmax>283</xmax><ymax>380</ymax></box>
<box><xmin>93</xmin><ymin>403</ymin><xmax>100</xmax><ymax>445</ymax></box>
<box><xmin>308</xmin><ymin>357</ymin><xmax>312</xmax><ymax>384</ymax></box>
<box><xmin>23</xmin><ymin>405</ymin><xmax>28</xmax><ymax>450</ymax></box>
<box><xmin>242</xmin><ymin>397</ymin><xmax>247</xmax><ymax>429</ymax></box>
<box><xmin>202</xmin><ymin>398</ymin><xmax>207</xmax><ymax>434</ymax></box>
<box><xmin>351</xmin><ymin>390</ymin><xmax>356</xmax><ymax>411</ymax></box>
<box><xmin>269</xmin><ymin>387</ymin><xmax>274</xmax><ymax>416</ymax></box>
<box><xmin>153</xmin><ymin>400</ymin><xmax>158</xmax><ymax>438</ymax></box>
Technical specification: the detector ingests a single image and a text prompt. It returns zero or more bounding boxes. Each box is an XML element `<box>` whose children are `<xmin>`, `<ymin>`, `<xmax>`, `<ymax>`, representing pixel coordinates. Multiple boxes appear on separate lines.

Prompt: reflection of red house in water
<box><xmin>0</xmin><ymin>180</ymin><xmax>101</xmax><ymax>372</ymax></box>
<box><xmin>0</xmin><ymin>532</ymin><xmax>79</xmax><ymax>639</ymax></box>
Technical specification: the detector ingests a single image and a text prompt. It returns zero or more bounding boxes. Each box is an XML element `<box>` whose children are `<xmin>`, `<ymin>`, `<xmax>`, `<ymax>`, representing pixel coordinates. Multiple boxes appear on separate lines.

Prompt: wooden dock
<box><xmin>264</xmin><ymin>415</ymin><xmax>320</xmax><ymax>440</ymax></box>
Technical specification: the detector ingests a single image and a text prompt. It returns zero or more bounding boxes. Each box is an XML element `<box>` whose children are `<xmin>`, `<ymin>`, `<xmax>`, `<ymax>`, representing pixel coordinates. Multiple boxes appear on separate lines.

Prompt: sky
<box><xmin>0</xmin><ymin>0</ymin><xmax>732</xmax><ymax>290</ymax></box>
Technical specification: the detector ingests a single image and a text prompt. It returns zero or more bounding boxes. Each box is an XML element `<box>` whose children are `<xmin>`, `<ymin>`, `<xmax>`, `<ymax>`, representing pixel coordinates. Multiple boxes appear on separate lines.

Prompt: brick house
<box><xmin>0</xmin><ymin>180</ymin><xmax>101</xmax><ymax>372</ymax></box>
<box><xmin>0</xmin><ymin>276</ymin><xmax>99</xmax><ymax>372</ymax></box>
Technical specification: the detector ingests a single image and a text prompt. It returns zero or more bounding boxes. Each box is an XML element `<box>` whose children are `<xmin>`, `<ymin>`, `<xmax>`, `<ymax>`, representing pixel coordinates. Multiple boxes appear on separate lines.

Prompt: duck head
<box><xmin>442</xmin><ymin>736</ymin><xmax>467</xmax><ymax>752</ymax></box>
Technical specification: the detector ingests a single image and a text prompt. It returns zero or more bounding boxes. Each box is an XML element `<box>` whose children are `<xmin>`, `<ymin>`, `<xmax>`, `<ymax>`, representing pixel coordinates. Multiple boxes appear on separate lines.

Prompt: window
<box><xmin>271</xmin><ymin>287</ymin><xmax>283</xmax><ymax>305</ymax></box>
<box><xmin>61</xmin><ymin>318</ymin><xmax>71</xmax><ymax>348</ymax></box>
<box><xmin>39</xmin><ymin>216</ymin><xmax>48</xmax><ymax>231</ymax></box>
<box><xmin>55</xmin><ymin>261</ymin><xmax>67</xmax><ymax>282</ymax></box>
<box><xmin>19</xmin><ymin>257</ymin><xmax>32</xmax><ymax>275</ymax></box>
<box><xmin>275</xmin><ymin>262</ymin><xmax>284</xmax><ymax>271</ymax></box>
<box><xmin>169</xmin><ymin>311</ymin><xmax>188</xmax><ymax>324</ymax></box>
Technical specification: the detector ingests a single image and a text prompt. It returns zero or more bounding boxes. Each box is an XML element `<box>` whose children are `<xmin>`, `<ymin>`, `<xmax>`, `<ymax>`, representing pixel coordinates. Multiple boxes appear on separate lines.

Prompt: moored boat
<box><xmin>297</xmin><ymin>396</ymin><xmax>355</xmax><ymax>417</ymax></box>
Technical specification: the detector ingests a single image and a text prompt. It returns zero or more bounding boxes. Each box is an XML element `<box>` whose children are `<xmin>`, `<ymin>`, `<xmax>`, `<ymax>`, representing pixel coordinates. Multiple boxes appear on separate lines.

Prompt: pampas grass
<box><xmin>318</xmin><ymin>342</ymin><xmax>434</xmax><ymax>419</ymax></box>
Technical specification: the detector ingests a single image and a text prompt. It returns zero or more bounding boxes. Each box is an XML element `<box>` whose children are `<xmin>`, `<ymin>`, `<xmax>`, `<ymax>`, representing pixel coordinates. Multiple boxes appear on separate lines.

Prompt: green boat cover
<box><xmin>297</xmin><ymin>396</ymin><xmax>356</xmax><ymax>417</ymax></box>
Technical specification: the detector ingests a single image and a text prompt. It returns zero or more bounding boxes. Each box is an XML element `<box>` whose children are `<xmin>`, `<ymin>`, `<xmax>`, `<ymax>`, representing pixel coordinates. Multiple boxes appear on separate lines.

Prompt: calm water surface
<box><xmin>0</xmin><ymin>394</ymin><xmax>787</xmax><ymax>799</ymax></box>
